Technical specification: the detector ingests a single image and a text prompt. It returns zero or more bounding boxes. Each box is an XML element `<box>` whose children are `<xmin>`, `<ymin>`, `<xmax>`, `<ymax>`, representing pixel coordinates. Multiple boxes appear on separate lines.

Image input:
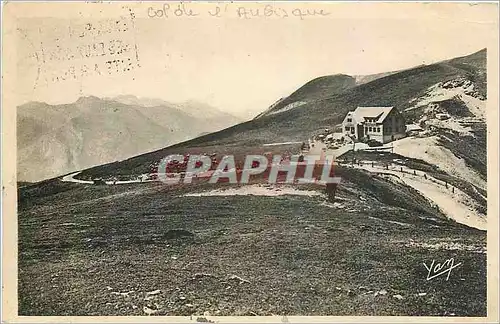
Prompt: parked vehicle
<box><xmin>92</xmin><ymin>178</ymin><xmax>106</xmax><ymax>185</ymax></box>
<box><xmin>366</xmin><ymin>139</ymin><xmax>383</xmax><ymax>147</ymax></box>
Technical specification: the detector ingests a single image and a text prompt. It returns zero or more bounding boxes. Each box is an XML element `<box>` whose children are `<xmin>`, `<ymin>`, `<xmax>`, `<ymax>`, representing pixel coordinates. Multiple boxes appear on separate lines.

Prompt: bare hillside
<box><xmin>17</xmin><ymin>97</ymin><xmax>241</xmax><ymax>182</ymax></box>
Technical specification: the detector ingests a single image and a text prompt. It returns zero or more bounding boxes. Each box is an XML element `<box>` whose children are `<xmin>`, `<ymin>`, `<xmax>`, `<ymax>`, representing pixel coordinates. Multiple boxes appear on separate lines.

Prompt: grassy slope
<box><xmin>259</xmin><ymin>74</ymin><xmax>357</xmax><ymax>115</ymax></box>
<box><xmin>338</xmin><ymin>151</ymin><xmax>487</xmax><ymax>210</ymax></box>
<box><xmin>445</xmin><ymin>49</ymin><xmax>487</xmax><ymax>98</ymax></box>
<box><xmin>437</xmin><ymin>126</ymin><xmax>487</xmax><ymax>179</ymax></box>
<box><xmin>77</xmin><ymin>143</ymin><xmax>303</xmax><ymax>179</ymax></box>
<box><xmin>18</xmin><ymin>172</ymin><xmax>485</xmax><ymax>316</ymax></box>
<box><xmin>18</xmin><ymin>49</ymin><xmax>488</xmax><ymax>316</ymax></box>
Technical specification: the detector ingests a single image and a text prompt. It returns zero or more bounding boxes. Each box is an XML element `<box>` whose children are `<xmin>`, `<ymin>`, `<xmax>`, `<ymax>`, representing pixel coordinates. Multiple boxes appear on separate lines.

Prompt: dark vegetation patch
<box><xmin>437</xmin><ymin>97</ymin><xmax>475</xmax><ymax>118</ymax></box>
<box><xmin>164</xmin><ymin>229</ymin><xmax>195</xmax><ymax>240</ymax></box>
<box><xmin>402</xmin><ymin>106</ymin><xmax>427</xmax><ymax>124</ymax></box>
<box><xmin>436</xmin><ymin>127</ymin><xmax>487</xmax><ymax>179</ymax></box>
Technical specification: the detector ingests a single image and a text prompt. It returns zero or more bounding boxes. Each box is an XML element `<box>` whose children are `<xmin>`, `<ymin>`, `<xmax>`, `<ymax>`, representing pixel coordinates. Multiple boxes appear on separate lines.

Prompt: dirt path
<box><xmin>348</xmin><ymin>163</ymin><xmax>486</xmax><ymax>230</ymax></box>
<box><xmin>61</xmin><ymin>172</ymin><xmax>154</xmax><ymax>185</ymax></box>
<box><xmin>308</xmin><ymin>139</ymin><xmax>353</xmax><ymax>160</ymax></box>
<box><xmin>61</xmin><ymin>172</ymin><xmax>94</xmax><ymax>184</ymax></box>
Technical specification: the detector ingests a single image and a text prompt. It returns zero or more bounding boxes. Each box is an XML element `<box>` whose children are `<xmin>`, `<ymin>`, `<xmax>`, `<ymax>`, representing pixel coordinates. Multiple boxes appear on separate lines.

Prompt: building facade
<box><xmin>341</xmin><ymin>106</ymin><xmax>406</xmax><ymax>144</ymax></box>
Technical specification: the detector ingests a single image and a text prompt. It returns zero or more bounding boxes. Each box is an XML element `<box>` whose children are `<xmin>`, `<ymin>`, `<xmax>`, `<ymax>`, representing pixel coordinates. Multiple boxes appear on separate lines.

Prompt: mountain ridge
<box><xmin>74</xmin><ymin>49</ymin><xmax>487</xmax><ymax>186</ymax></box>
<box><xmin>17</xmin><ymin>96</ymin><xmax>242</xmax><ymax>182</ymax></box>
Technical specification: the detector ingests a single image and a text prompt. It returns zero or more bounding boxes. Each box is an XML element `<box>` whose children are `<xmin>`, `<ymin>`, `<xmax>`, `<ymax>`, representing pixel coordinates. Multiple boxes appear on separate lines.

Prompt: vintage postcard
<box><xmin>2</xmin><ymin>1</ymin><xmax>499</xmax><ymax>323</ymax></box>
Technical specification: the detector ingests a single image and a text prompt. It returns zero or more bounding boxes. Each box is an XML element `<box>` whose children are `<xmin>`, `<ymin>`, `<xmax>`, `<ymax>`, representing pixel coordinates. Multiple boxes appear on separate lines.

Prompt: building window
<box><xmin>345</xmin><ymin>127</ymin><xmax>349</xmax><ymax>132</ymax></box>
<box><xmin>347</xmin><ymin>118</ymin><xmax>352</xmax><ymax>122</ymax></box>
<box><xmin>369</xmin><ymin>127</ymin><xmax>373</xmax><ymax>132</ymax></box>
<box><xmin>351</xmin><ymin>128</ymin><xmax>355</xmax><ymax>134</ymax></box>
<box><xmin>377</xmin><ymin>127</ymin><xmax>380</xmax><ymax>132</ymax></box>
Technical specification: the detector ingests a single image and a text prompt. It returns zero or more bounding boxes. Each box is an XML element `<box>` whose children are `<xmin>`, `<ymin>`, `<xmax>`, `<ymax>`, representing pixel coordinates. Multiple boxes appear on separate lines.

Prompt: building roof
<box><xmin>353</xmin><ymin>106</ymin><xmax>394</xmax><ymax>123</ymax></box>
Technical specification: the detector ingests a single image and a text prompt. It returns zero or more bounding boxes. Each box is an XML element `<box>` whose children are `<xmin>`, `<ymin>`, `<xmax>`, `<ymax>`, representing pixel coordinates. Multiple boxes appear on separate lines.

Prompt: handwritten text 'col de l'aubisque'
<box><xmin>147</xmin><ymin>3</ymin><xmax>330</xmax><ymax>20</ymax></box>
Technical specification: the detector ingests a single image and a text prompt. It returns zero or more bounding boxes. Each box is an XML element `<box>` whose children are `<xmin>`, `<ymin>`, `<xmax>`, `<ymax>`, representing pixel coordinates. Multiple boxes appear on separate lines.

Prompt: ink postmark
<box><xmin>19</xmin><ymin>7</ymin><xmax>140</xmax><ymax>89</ymax></box>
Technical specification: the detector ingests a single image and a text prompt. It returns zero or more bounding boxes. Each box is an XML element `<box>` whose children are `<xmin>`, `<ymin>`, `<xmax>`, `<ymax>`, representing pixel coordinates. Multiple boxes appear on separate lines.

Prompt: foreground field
<box><xmin>18</xmin><ymin>174</ymin><xmax>486</xmax><ymax>317</ymax></box>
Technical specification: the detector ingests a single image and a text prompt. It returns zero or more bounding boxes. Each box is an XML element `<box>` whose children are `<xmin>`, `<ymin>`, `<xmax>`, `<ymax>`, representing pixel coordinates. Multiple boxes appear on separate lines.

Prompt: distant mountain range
<box><xmin>17</xmin><ymin>96</ymin><xmax>242</xmax><ymax>182</ymax></box>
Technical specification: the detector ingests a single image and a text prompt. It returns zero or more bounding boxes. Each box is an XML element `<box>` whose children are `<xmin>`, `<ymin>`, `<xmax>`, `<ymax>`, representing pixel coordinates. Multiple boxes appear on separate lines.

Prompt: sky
<box><xmin>13</xmin><ymin>2</ymin><xmax>498</xmax><ymax>119</ymax></box>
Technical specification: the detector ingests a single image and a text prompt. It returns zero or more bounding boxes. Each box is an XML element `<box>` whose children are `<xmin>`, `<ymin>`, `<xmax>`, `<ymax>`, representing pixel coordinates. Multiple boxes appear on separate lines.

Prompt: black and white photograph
<box><xmin>2</xmin><ymin>1</ymin><xmax>499</xmax><ymax>322</ymax></box>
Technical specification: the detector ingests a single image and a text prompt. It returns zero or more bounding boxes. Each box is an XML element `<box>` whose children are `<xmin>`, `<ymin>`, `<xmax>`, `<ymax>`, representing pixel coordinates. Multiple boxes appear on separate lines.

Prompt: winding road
<box><xmin>60</xmin><ymin>139</ymin><xmax>486</xmax><ymax>230</ymax></box>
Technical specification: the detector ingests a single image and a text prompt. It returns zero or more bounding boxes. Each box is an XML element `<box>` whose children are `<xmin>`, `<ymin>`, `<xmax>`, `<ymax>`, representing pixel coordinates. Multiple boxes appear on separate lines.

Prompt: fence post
<box><xmin>452</xmin><ymin>187</ymin><xmax>454</xmax><ymax>193</ymax></box>
<box><xmin>326</xmin><ymin>183</ymin><xmax>337</xmax><ymax>202</ymax></box>
<box><xmin>424</xmin><ymin>174</ymin><xmax>427</xmax><ymax>179</ymax></box>
<box><xmin>413</xmin><ymin>170</ymin><xmax>416</xmax><ymax>175</ymax></box>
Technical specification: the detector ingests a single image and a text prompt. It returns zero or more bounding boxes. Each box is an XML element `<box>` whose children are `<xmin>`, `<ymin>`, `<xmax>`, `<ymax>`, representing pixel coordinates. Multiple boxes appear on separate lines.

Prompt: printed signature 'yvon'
<box><xmin>423</xmin><ymin>258</ymin><xmax>462</xmax><ymax>281</ymax></box>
